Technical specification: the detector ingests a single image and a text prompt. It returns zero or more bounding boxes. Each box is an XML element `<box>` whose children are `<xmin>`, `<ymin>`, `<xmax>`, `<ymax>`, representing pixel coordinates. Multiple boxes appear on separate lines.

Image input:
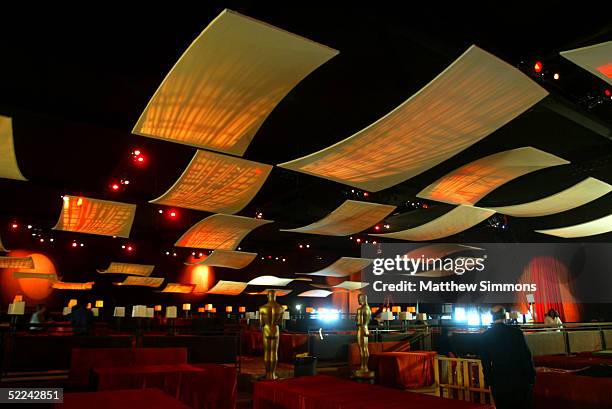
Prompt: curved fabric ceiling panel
<box><xmin>0</xmin><ymin>236</ymin><xmax>8</xmax><ymax>252</ymax></box>
<box><xmin>281</xmin><ymin>200</ymin><xmax>396</xmax><ymax>236</ymax></box>
<box><xmin>51</xmin><ymin>281</ymin><xmax>94</xmax><ymax>290</ymax></box>
<box><xmin>159</xmin><ymin>283</ymin><xmax>196</xmax><ymax>293</ymax></box>
<box><xmin>53</xmin><ymin>195</ymin><xmax>136</xmax><ymax>238</ymax></box>
<box><xmin>312</xmin><ymin>281</ymin><xmax>370</xmax><ymax>291</ymax></box>
<box><xmin>0</xmin><ymin>256</ymin><xmax>34</xmax><ymax>269</ymax></box>
<box><xmin>150</xmin><ymin>150</ymin><xmax>272</xmax><ymax>214</ymax></box>
<box><xmin>186</xmin><ymin>250</ymin><xmax>257</xmax><ymax>269</ymax></box>
<box><xmin>133</xmin><ymin>9</ymin><xmax>338</xmax><ymax>156</ymax></box>
<box><xmin>97</xmin><ymin>262</ymin><xmax>155</xmax><ymax>277</ymax></box>
<box><xmin>371</xmin><ymin>205</ymin><xmax>495</xmax><ymax>241</ymax></box>
<box><xmin>561</xmin><ymin>41</ymin><xmax>612</xmax><ymax>86</ymax></box>
<box><xmin>298</xmin><ymin>289</ymin><xmax>333</xmax><ymax>298</ymax></box>
<box><xmin>206</xmin><ymin>280</ymin><xmax>248</xmax><ymax>295</ymax></box>
<box><xmin>114</xmin><ymin>276</ymin><xmax>165</xmax><ymax>287</ymax></box>
<box><xmin>535</xmin><ymin>213</ymin><xmax>612</xmax><ymax>238</ymax></box>
<box><xmin>278</xmin><ymin>45</ymin><xmax>547</xmax><ymax>192</ymax></box>
<box><xmin>175</xmin><ymin>214</ymin><xmax>272</xmax><ymax>250</ymax></box>
<box><xmin>247</xmin><ymin>289</ymin><xmax>293</xmax><ymax>297</ymax></box>
<box><xmin>417</xmin><ymin>147</ymin><xmax>569</xmax><ymax>205</ymax></box>
<box><xmin>298</xmin><ymin>257</ymin><xmax>373</xmax><ymax>278</ymax></box>
<box><xmin>0</xmin><ymin>115</ymin><xmax>27</xmax><ymax>181</ymax></box>
<box><xmin>488</xmin><ymin>177</ymin><xmax>612</xmax><ymax>217</ymax></box>
<box><xmin>12</xmin><ymin>272</ymin><xmax>57</xmax><ymax>280</ymax></box>
<box><xmin>247</xmin><ymin>275</ymin><xmax>312</xmax><ymax>287</ymax></box>
<box><xmin>405</xmin><ymin>243</ymin><xmax>483</xmax><ymax>260</ymax></box>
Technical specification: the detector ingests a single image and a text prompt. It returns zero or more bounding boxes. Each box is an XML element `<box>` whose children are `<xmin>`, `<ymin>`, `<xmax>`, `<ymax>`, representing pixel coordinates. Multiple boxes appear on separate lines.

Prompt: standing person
<box><xmin>29</xmin><ymin>304</ymin><xmax>47</xmax><ymax>331</ymax></box>
<box><xmin>480</xmin><ymin>306</ymin><xmax>535</xmax><ymax>409</ymax></box>
<box><xmin>69</xmin><ymin>302</ymin><xmax>94</xmax><ymax>335</ymax></box>
<box><xmin>544</xmin><ymin>309</ymin><xmax>563</xmax><ymax>328</ymax></box>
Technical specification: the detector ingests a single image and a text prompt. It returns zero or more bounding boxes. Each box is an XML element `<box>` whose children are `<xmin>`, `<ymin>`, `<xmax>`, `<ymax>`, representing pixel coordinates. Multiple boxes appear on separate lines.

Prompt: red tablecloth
<box><xmin>242</xmin><ymin>330</ymin><xmax>310</xmax><ymax>362</ymax></box>
<box><xmin>181</xmin><ymin>364</ymin><xmax>238</xmax><ymax>409</ymax></box>
<box><xmin>370</xmin><ymin>351</ymin><xmax>436</xmax><ymax>389</ymax></box>
<box><xmin>94</xmin><ymin>363</ymin><xmax>205</xmax><ymax>396</ymax></box>
<box><xmin>57</xmin><ymin>388</ymin><xmax>191</xmax><ymax>409</ymax></box>
<box><xmin>534</xmin><ymin>368</ymin><xmax>612</xmax><ymax>409</ymax></box>
<box><xmin>348</xmin><ymin>341</ymin><xmax>411</xmax><ymax>371</ymax></box>
<box><xmin>253</xmin><ymin>375</ymin><xmax>492</xmax><ymax>409</ymax></box>
<box><xmin>534</xmin><ymin>353</ymin><xmax>612</xmax><ymax>370</ymax></box>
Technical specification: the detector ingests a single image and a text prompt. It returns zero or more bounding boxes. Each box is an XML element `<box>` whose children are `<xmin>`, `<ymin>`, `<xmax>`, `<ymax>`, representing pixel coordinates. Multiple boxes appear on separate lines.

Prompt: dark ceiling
<box><xmin>0</xmin><ymin>4</ymin><xmax>611</xmax><ymax>306</ymax></box>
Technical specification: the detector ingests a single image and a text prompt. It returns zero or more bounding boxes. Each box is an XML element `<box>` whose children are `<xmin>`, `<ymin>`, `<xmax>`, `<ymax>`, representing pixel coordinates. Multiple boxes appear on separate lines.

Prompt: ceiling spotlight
<box><xmin>298</xmin><ymin>244</ymin><xmax>303</xmax><ymax>249</ymax></box>
<box><xmin>111</xmin><ymin>183</ymin><xmax>120</xmax><ymax>191</ymax></box>
<box><xmin>165</xmin><ymin>251</ymin><xmax>170</xmax><ymax>256</ymax></box>
<box><xmin>121</xmin><ymin>245</ymin><xmax>126</xmax><ymax>249</ymax></box>
<box><xmin>80</xmin><ymin>243</ymin><xmax>84</xmax><ymax>247</ymax></box>
<box><xmin>356</xmin><ymin>238</ymin><xmax>362</xmax><ymax>243</ymax></box>
<box><xmin>121</xmin><ymin>179</ymin><xmax>130</xmax><ymax>185</ymax></box>
<box><xmin>363</xmin><ymin>192</ymin><xmax>369</xmax><ymax>197</ymax></box>
<box><xmin>133</xmin><ymin>150</ymin><xmax>141</xmax><ymax>156</ymax></box>
<box><xmin>71</xmin><ymin>242</ymin><xmax>78</xmax><ymax>248</ymax></box>
<box><xmin>306</xmin><ymin>244</ymin><xmax>310</xmax><ymax>248</ymax></box>
<box><xmin>374</xmin><ymin>225</ymin><xmax>380</xmax><ymax>231</ymax></box>
<box><xmin>126</xmin><ymin>246</ymin><xmax>133</xmax><ymax>252</ymax></box>
<box><xmin>11</xmin><ymin>223</ymin><xmax>18</xmax><ymax>229</ymax></box>
<box><xmin>553</xmin><ymin>73</ymin><xmax>560</xmax><ymax>80</ymax></box>
<box><xmin>39</xmin><ymin>238</ymin><xmax>44</xmax><ymax>243</ymax></box>
<box><xmin>27</xmin><ymin>225</ymin><xmax>32</xmax><ymax>229</ymax></box>
<box><xmin>534</xmin><ymin>61</ymin><xmax>543</xmax><ymax>73</ymax></box>
<box><xmin>172</xmin><ymin>252</ymin><xmax>177</xmax><ymax>257</ymax></box>
<box><xmin>169</xmin><ymin>211</ymin><xmax>177</xmax><ymax>218</ymax></box>
<box><xmin>605</xmin><ymin>88</ymin><xmax>611</xmax><ymax>98</ymax></box>
<box><xmin>282</xmin><ymin>258</ymin><xmax>286</xmax><ymax>262</ymax></box>
<box><xmin>192</xmin><ymin>251</ymin><xmax>196</xmax><ymax>256</ymax></box>
<box><xmin>198</xmin><ymin>252</ymin><xmax>203</xmax><ymax>257</ymax></box>
<box><xmin>49</xmin><ymin>238</ymin><xmax>54</xmax><ymax>242</ymax></box>
<box><xmin>158</xmin><ymin>209</ymin><xmax>163</xmax><ymax>214</ymax></box>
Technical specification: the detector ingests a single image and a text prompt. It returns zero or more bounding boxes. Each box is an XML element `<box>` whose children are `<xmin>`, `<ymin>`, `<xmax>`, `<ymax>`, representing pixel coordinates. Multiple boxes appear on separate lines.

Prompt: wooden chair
<box><xmin>433</xmin><ymin>356</ymin><xmax>493</xmax><ymax>405</ymax></box>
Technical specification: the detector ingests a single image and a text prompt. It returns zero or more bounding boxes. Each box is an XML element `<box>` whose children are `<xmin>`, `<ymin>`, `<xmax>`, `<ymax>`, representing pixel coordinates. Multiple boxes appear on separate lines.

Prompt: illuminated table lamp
<box><xmin>86</xmin><ymin>303</ymin><xmax>92</xmax><ymax>310</ymax></box>
<box><xmin>381</xmin><ymin>310</ymin><xmax>394</xmax><ymax>330</ymax></box>
<box><xmin>205</xmin><ymin>304</ymin><xmax>213</xmax><ymax>311</ymax></box>
<box><xmin>154</xmin><ymin>305</ymin><xmax>162</xmax><ymax>317</ymax></box>
<box><xmin>145</xmin><ymin>308</ymin><xmax>154</xmax><ymax>318</ymax></box>
<box><xmin>210</xmin><ymin>307</ymin><xmax>217</xmax><ymax>313</ymax></box>
<box><xmin>7</xmin><ymin>301</ymin><xmax>25</xmax><ymax>330</ymax></box>
<box><xmin>68</xmin><ymin>299</ymin><xmax>78</xmax><ymax>308</ymax></box>
<box><xmin>91</xmin><ymin>307</ymin><xmax>99</xmax><ymax>317</ymax></box>
<box><xmin>132</xmin><ymin>305</ymin><xmax>147</xmax><ymax>318</ymax></box>
<box><xmin>63</xmin><ymin>307</ymin><xmax>72</xmax><ymax>316</ymax></box>
<box><xmin>166</xmin><ymin>306</ymin><xmax>178</xmax><ymax>336</ymax></box>
<box><xmin>13</xmin><ymin>295</ymin><xmax>23</xmax><ymax>302</ymax></box>
<box><xmin>198</xmin><ymin>307</ymin><xmax>205</xmax><ymax>313</ymax></box>
<box><xmin>113</xmin><ymin>307</ymin><xmax>125</xmax><ymax>317</ymax></box>
<box><xmin>371</xmin><ymin>307</ymin><xmax>379</xmax><ymax>314</ymax></box>
<box><xmin>407</xmin><ymin>306</ymin><xmax>417</xmax><ymax>314</ymax></box>
<box><xmin>305</xmin><ymin>307</ymin><xmax>314</xmax><ymax>314</ymax></box>
<box><xmin>238</xmin><ymin>306</ymin><xmax>246</xmax><ymax>318</ymax></box>
<box><xmin>95</xmin><ymin>300</ymin><xmax>104</xmax><ymax>308</ymax></box>
<box><xmin>226</xmin><ymin>306</ymin><xmax>233</xmax><ymax>318</ymax></box>
<box><xmin>391</xmin><ymin>306</ymin><xmax>401</xmax><ymax>313</ymax></box>
<box><xmin>182</xmin><ymin>303</ymin><xmax>191</xmax><ymax>318</ymax></box>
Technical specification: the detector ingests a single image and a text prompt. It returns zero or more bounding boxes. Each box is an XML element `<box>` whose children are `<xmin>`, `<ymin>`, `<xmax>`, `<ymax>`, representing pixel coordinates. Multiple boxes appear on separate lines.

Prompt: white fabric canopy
<box><xmin>247</xmin><ymin>275</ymin><xmax>311</xmax><ymax>287</ymax></box>
<box><xmin>206</xmin><ymin>280</ymin><xmax>248</xmax><ymax>295</ymax></box>
<box><xmin>53</xmin><ymin>195</ymin><xmax>136</xmax><ymax>238</ymax></box>
<box><xmin>247</xmin><ymin>289</ymin><xmax>293</xmax><ymax>297</ymax></box>
<box><xmin>97</xmin><ymin>262</ymin><xmax>155</xmax><ymax>277</ymax></box>
<box><xmin>417</xmin><ymin>147</ymin><xmax>569</xmax><ymax>205</ymax></box>
<box><xmin>298</xmin><ymin>289</ymin><xmax>332</xmax><ymax>298</ymax></box>
<box><xmin>536</xmin><ymin>213</ymin><xmax>612</xmax><ymax>238</ymax></box>
<box><xmin>279</xmin><ymin>45</ymin><xmax>547</xmax><ymax>191</ymax></box>
<box><xmin>0</xmin><ymin>115</ymin><xmax>27</xmax><ymax>181</ymax></box>
<box><xmin>405</xmin><ymin>243</ymin><xmax>483</xmax><ymax>260</ymax></box>
<box><xmin>150</xmin><ymin>150</ymin><xmax>272</xmax><ymax>214</ymax></box>
<box><xmin>488</xmin><ymin>177</ymin><xmax>612</xmax><ymax>217</ymax></box>
<box><xmin>299</xmin><ymin>257</ymin><xmax>373</xmax><ymax>277</ymax></box>
<box><xmin>185</xmin><ymin>250</ymin><xmax>257</xmax><ymax>269</ymax></box>
<box><xmin>133</xmin><ymin>9</ymin><xmax>338</xmax><ymax>156</ymax></box>
<box><xmin>281</xmin><ymin>200</ymin><xmax>396</xmax><ymax>236</ymax></box>
<box><xmin>371</xmin><ymin>205</ymin><xmax>495</xmax><ymax>241</ymax></box>
<box><xmin>175</xmin><ymin>214</ymin><xmax>272</xmax><ymax>250</ymax></box>
<box><xmin>561</xmin><ymin>41</ymin><xmax>612</xmax><ymax>86</ymax></box>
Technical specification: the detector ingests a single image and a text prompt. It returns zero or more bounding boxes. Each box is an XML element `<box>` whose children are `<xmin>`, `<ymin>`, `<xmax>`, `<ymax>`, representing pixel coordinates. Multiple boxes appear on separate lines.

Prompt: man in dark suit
<box><xmin>480</xmin><ymin>306</ymin><xmax>535</xmax><ymax>409</ymax></box>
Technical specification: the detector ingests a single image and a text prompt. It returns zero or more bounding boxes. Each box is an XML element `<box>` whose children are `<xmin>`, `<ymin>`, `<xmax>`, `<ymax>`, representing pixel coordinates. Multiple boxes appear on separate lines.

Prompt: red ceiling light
<box><xmin>356</xmin><ymin>238</ymin><xmax>362</xmax><ymax>243</ymax></box>
<box><xmin>605</xmin><ymin>88</ymin><xmax>611</xmax><ymax>98</ymax></box>
<box><xmin>374</xmin><ymin>225</ymin><xmax>380</xmax><ymax>231</ymax></box>
<box><xmin>10</xmin><ymin>223</ymin><xmax>18</xmax><ymax>230</ymax></box>
<box><xmin>71</xmin><ymin>242</ymin><xmax>78</xmax><ymax>248</ymax></box>
<box><xmin>363</xmin><ymin>192</ymin><xmax>369</xmax><ymax>197</ymax></box>
<box><xmin>110</xmin><ymin>183</ymin><xmax>120</xmax><ymax>191</ymax></box>
<box><xmin>169</xmin><ymin>211</ymin><xmax>177</xmax><ymax>218</ymax></box>
<box><xmin>534</xmin><ymin>61</ymin><xmax>543</xmax><ymax>73</ymax></box>
<box><xmin>131</xmin><ymin>148</ymin><xmax>146</xmax><ymax>165</ymax></box>
<box><xmin>126</xmin><ymin>245</ymin><xmax>133</xmax><ymax>252</ymax></box>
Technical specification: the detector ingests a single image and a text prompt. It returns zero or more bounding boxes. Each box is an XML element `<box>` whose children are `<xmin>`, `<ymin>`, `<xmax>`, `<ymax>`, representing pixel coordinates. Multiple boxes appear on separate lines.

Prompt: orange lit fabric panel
<box><xmin>0</xmin><ymin>115</ymin><xmax>27</xmax><ymax>181</ymax></box>
<box><xmin>405</xmin><ymin>243</ymin><xmax>483</xmax><ymax>260</ymax></box>
<box><xmin>150</xmin><ymin>150</ymin><xmax>272</xmax><ymax>214</ymax></box>
<box><xmin>561</xmin><ymin>41</ymin><xmax>612</xmax><ymax>85</ymax></box>
<box><xmin>97</xmin><ymin>262</ymin><xmax>155</xmax><ymax>277</ymax></box>
<box><xmin>281</xmin><ymin>200</ymin><xmax>396</xmax><ymax>236</ymax></box>
<box><xmin>12</xmin><ymin>272</ymin><xmax>57</xmax><ymax>280</ymax></box>
<box><xmin>53</xmin><ymin>195</ymin><xmax>136</xmax><ymax>238</ymax></box>
<box><xmin>51</xmin><ymin>281</ymin><xmax>94</xmax><ymax>290</ymax></box>
<box><xmin>298</xmin><ymin>289</ymin><xmax>332</xmax><ymax>297</ymax></box>
<box><xmin>279</xmin><ymin>46</ymin><xmax>547</xmax><ymax>192</ymax></box>
<box><xmin>247</xmin><ymin>289</ymin><xmax>293</xmax><ymax>296</ymax></box>
<box><xmin>488</xmin><ymin>177</ymin><xmax>612</xmax><ymax>217</ymax></box>
<box><xmin>114</xmin><ymin>276</ymin><xmax>165</xmax><ymax>287</ymax></box>
<box><xmin>175</xmin><ymin>214</ymin><xmax>272</xmax><ymax>250</ymax></box>
<box><xmin>160</xmin><ymin>283</ymin><xmax>196</xmax><ymax>293</ymax></box>
<box><xmin>536</xmin><ymin>213</ymin><xmax>612</xmax><ymax>238</ymax></box>
<box><xmin>206</xmin><ymin>280</ymin><xmax>248</xmax><ymax>295</ymax></box>
<box><xmin>371</xmin><ymin>205</ymin><xmax>495</xmax><ymax>241</ymax></box>
<box><xmin>299</xmin><ymin>257</ymin><xmax>373</xmax><ymax>278</ymax></box>
<box><xmin>186</xmin><ymin>250</ymin><xmax>257</xmax><ymax>269</ymax></box>
<box><xmin>0</xmin><ymin>256</ymin><xmax>34</xmax><ymax>269</ymax></box>
<box><xmin>417</xmin><ymin>147</ymin><xmax>569</xmax><ymax>205</ymax></box>
<box><xmin>133</xmin><ymin>9</ymin><xmax>338</xmax><ymax>156</ymax></box>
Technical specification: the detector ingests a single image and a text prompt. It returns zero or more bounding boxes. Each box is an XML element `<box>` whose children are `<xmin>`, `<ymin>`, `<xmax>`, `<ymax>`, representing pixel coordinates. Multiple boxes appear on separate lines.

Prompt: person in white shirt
<box><xmin>544</xmin><ymin>309</ymin><xmax>563</xmax><ymax>327</ymax></box>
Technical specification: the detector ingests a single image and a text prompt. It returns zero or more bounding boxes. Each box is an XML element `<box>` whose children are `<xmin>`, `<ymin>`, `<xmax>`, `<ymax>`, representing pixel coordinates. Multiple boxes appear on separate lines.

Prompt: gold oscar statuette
<box><xmin>354</xmin><ymin>293</ymin><xmax>374</xmax><ymax>378</ymax></box>
<box><xmin>259</xmin><ymin>289</ymin><xmax>284</xmax><ymax>380</ymax></box>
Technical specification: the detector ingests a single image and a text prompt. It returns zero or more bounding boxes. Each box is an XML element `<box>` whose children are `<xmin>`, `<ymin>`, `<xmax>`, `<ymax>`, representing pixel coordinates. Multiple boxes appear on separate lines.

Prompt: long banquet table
<box><xmin>534</xmin><ymin>368</ymin><xmax>612</xmax><ymax>409</ymax></box>
<box><xmin>57</xmin><ymin>388</ymin><xmax>191</xmax><ymax>409</ymax></box>
<box><xmin>253</xmin><ymin>375</ymin><xmax>493</xmax><ymax>409</ymax></box>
